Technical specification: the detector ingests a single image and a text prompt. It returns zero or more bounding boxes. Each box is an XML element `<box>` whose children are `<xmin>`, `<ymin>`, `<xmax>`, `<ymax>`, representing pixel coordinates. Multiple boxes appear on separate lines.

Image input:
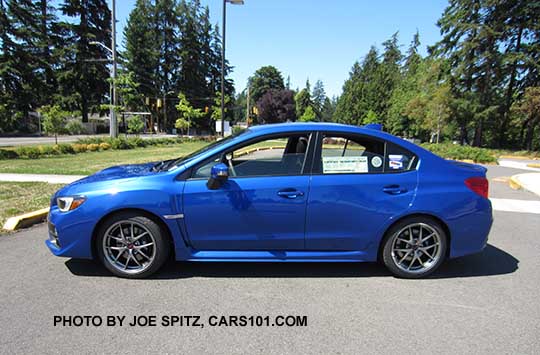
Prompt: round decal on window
<box><xmin>371</xmin><ymin>156</ymin><xmax>382</xmax><ymax>168</ymax></box>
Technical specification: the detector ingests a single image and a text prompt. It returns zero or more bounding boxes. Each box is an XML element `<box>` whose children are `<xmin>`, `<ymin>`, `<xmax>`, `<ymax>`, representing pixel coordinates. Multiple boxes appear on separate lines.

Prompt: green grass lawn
<box><xmin>0</xmin><ymin>182</ymin><xmax>64</xmax><ymax>229</ymax></box>
<box><xmin>0</xmin><ymin>141</ymin><xmax>207</xmax><ymax>175</ymax></box>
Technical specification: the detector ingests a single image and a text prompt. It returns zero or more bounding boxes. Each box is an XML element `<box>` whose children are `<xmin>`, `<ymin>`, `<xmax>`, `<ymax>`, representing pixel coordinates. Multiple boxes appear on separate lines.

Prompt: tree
<box><xmin>175</xmin><ymin>92</ymin><xmax>204</xmax><ymax>134</ymax></box>
<box><xmin>295</xmin><ymin>80</ymin><xmax>312</xmax><ymax>119</ymax></box>
<box><xmin>513</xmin><ymin>87</ymin><xmax>540</xmax><ymax>150</ymax></box>
<box><xmin>299</xmin><ymin>106</ymin><xmax>316</xmax><ymax>122</ymax></box>
<box><xmin>128</xmin><ymin>115</ymin><xmax>145</xmax><ymax>136</ymax></box>
<box><xmin>56</xmin><ymin>0</ymin><xmax>111</xmax><ymax>123</ymax></box>
<box><xmin>175</xmin><ymin>118</ymin><xmax>190</xmax><ymax>135</ymax></box>
<box><xmin>40</xmin><ymin>104</ymin><xmax>69</xmax><ymax>144</ymax></box>
<box><xmin>211</xmin><ymin>91</ymin><xmax>231</xmax><ymax>122</ymax></box>
<box><xmin>320</xmin><ymin>96</ymin><xmax>336</xmax><ymax>122</ymax></box>
<box><xmin>248</xmin><ymin>66</ymin><xmax>285</xmax><ymax>103</ymax></box>
<box><xmin>124</xmin><ymin>0</ymin><xmax>159</xmax><ymax>102</ymax></box>
<box><xmin>312</xmin><ymin>80</ymin><xmax>326</xmax><ymax>117</ymax></box>
<box><xmin>334</xmin><ymin>46</ymin><xmax>381</xmax><ymax>125</ymax></box>
<box><xmin>256</xmin><ymin>89</ymin><xmax>296</xmax><ymax>123</ymax></box>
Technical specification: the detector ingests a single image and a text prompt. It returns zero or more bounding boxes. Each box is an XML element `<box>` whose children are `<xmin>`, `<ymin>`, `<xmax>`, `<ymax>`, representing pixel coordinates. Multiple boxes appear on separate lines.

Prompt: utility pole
<box><xmin>110</xmin><ymin>0</ymin><xmax>118</xmax><ymax>138</ymax></box>
<box><xmin>220</xmin><ymin>0</ymin><xmax>227</xmax><ymax>137</ymax></box>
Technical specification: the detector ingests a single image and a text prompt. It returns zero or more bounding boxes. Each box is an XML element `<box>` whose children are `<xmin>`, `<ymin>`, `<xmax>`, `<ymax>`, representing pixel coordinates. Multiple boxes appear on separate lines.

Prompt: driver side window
<box><xmin>191</xmin><ymin>134</ymin><xmax>311</xmax><ymax>179</ymax></box>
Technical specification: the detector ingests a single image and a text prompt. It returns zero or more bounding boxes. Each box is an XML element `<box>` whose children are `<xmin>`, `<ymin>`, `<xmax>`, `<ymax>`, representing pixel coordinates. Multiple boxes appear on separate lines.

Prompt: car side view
<box><xmin>46</xmin><ymin>123</ymin><xmax>493</xmax><ymax>278</ymax></box>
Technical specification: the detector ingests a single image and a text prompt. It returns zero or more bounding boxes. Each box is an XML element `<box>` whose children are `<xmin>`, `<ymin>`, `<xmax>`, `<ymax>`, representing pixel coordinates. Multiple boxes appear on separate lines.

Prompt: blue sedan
<box><xmin>46</xmin><ymin>123</ymin><xmax>492</xmax><ymax>278</ymax></box>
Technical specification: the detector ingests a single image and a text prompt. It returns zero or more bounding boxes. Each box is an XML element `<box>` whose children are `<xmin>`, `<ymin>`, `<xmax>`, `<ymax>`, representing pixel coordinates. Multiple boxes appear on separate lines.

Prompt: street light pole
<box><xmin>110</xmin><ymin>0</ymin><xmax>118</xmax><ymax>138</ymax></box>
<box><xmin>221</xmin><ymin>0</ymin><xmax>244</xmax><ymax>137</ymax></box>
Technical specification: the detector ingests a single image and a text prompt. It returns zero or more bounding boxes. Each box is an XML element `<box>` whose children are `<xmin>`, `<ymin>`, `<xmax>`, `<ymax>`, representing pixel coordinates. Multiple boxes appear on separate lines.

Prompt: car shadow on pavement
<box><xmin>64</xmin><ymin>244</ymin><xmax>518</xmax><ymax>279</ymax></box>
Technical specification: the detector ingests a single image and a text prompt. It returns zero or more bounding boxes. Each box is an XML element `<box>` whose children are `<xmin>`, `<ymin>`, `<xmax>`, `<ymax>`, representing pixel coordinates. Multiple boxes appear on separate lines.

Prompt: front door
<box><xmin>183</xmin><ymin>133</ymin><xmax>313</xmax><ymax>250</ymax></box>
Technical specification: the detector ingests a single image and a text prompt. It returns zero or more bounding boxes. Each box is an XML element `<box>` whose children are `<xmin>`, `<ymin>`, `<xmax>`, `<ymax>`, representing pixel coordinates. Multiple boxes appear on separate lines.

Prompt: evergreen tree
<box><xmin>295</xmin><ymin>80</ymin><xmax>312</xmax><ymax>119</ymax></box>
<box><xmin>311</xmin><ymin>79</ymin><xmax>326</xmax><ymax>118</ymax></box>
<box><xmin>57</xmin><ymin>0</ymin><xmax>111</xmax><ymax>122</ymax></box>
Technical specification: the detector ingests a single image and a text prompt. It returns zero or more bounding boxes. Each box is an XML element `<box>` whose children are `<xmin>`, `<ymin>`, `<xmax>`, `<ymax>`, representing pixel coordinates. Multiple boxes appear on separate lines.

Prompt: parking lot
<box><xmin>0</xmin><ymin>164</ymin><xmax>538</xmax><ymax>354</ymax></box>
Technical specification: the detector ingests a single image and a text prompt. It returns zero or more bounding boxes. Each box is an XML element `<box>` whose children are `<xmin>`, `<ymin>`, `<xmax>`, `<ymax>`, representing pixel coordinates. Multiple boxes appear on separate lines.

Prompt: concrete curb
<box><xmin>527</xmin><ymin>163</ymin><xmax>540</xmax><ymax>169</ymax></box>
<box><xmin>499</xmin><ymin>155</ymin><xmax>539</xmax><ymax>160</ymax></box>
<box><xmin>508</xmin><ymin>173</ymin><xmax>540</xmax><ymax>197</ymax></box>
<box><xmin>508</xmin><ymin>176</ymin><xmax>522</xmax><ymax>190</ymax></box>
<box><xmin>2</xmin><ymin>207</ymin><xmax>50</xmax><ymax>231</ymax></box>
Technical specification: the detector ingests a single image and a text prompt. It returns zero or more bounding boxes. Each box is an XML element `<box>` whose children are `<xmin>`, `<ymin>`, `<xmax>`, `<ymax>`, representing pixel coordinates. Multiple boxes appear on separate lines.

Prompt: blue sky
<box><xmin>116</xmin><ymin>0</ymin><xmax>449</xmax><ymax>97</ymax></box>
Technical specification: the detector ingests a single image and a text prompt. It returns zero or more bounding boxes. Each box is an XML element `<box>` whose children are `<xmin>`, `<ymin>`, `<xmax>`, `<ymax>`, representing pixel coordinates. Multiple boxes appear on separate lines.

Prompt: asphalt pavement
<box><xmin>0</xmin><ymin>165</ymin><xmax>538</xmax><ymax>354</ymax></box>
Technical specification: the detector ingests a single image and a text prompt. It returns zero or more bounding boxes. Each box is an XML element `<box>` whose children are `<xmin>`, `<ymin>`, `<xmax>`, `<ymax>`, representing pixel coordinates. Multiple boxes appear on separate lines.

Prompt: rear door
<box><xmin>305</xmin><ymin>132</ymin><xmax>418</xmax><ymax>251</ymax></box>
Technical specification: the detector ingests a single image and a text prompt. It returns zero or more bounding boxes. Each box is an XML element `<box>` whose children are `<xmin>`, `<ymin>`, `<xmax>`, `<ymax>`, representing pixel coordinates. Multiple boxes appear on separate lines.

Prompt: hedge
<box><xmin>421</xmin><ymin>143</ymin><xmax>497</xmax><ymax>163</ymax></box>
<box><xmin>0</xmin><ymin>136</ymin><xmax>214</xmax><ymax>160</ymax></box>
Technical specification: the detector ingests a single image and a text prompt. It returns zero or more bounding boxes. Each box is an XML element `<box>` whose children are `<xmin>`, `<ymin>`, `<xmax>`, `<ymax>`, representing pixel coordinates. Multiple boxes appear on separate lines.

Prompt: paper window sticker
<box><xmin>323</xmin><ymin>156</ymin><xmax>368</xmax><ymax>173</ymax></box>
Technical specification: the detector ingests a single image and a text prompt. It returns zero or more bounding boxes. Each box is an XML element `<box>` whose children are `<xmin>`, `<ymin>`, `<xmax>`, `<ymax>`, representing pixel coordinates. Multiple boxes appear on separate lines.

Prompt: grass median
<box><xmin>0</xmin><ymin>141</ymin><xmax>207</xmax><ymax>175</ymax></box>
<box><xmin>0</xmin><ymin>182</ymin><xmax>65</xmax><ymax>229</ymax></box>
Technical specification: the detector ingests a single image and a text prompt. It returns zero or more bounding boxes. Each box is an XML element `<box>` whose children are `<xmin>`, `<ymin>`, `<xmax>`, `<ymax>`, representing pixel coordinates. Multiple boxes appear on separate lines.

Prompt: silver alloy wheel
<box><xmin>102</xmin><ymin>221</ymin><xmax>157</xmax><ymax>275</ymax></box>
<box><xmin>390</xmin><ymin>222</ymin><xmax>442</xmax><ymax>274</ymax></box>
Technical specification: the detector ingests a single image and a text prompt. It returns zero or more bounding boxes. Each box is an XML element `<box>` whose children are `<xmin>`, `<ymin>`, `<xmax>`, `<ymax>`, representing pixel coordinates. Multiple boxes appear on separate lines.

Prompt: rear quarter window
<box><xmin>385</xmin><ymin>142</ymin><xmax>417</xmax><ymax>172</ymax></box>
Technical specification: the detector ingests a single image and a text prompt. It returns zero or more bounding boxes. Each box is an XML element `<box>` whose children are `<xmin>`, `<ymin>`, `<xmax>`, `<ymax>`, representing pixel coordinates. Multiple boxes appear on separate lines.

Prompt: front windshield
<box><xmin>168</xmin><ymin>128</ymin><xmax>249</xmax><ymax>169</ymax></box>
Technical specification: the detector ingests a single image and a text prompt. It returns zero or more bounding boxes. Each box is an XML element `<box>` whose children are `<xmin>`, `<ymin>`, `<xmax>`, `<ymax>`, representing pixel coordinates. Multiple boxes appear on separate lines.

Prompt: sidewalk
<box><xmin>0</xmin><ymin>173</ymin><xmax>85</xmax><ymax>184</ymax></box>
<box><xmin>498</xmin><ymin>158</ymin><xmax>540</xmax><ymax>172</ymax></box>
<box><xmin>510</xmin><ymin>173</ymin><xmax>540</xmax><ymax>197</ymax></box>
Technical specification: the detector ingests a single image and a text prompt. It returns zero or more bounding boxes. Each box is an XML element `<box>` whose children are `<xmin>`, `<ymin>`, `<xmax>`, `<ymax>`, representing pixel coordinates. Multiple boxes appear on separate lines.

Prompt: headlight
<box><xmin>56</xmin><ymin>196</ymin><xmax>86</xmax><ymax>212</ymax></box>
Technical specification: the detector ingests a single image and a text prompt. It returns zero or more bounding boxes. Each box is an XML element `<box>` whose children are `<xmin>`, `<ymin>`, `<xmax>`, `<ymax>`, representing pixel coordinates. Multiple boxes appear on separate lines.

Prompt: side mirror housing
<box><xmin>207</xmin><ymin>163</ymin><xmax>229</xmax><ymax>189</ymax></box>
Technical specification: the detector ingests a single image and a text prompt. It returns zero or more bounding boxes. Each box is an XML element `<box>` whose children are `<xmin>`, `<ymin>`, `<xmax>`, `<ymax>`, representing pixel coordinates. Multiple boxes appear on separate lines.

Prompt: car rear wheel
<box><xmin>382</xmin><ymin>217</ymin><xmax>447</xmax><ymax>279</ymax></box>
<box><xmin>96</xmin><ymin>212</ymin><xmax>170</xmax><ymax>278</ymax></box>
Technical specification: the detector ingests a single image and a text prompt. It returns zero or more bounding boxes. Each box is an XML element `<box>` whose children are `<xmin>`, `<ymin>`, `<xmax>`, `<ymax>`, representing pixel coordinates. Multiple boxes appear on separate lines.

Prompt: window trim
<box><xmin>186</xmin><ymin>131</ymin><xmax>316</xmax><ymax>181</ymax></box>
<box><xmin>311</xmin><ymin>131</ymin><xmax>418</xmax><ymax>176</ymax></box>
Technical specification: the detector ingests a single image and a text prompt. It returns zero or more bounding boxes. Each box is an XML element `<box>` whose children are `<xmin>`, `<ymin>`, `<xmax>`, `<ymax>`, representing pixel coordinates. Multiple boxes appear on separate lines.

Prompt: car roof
<box><xmin>246</xmin><ymin>122</ymin><xmax>397</xmax><ymax>142</ymax></box>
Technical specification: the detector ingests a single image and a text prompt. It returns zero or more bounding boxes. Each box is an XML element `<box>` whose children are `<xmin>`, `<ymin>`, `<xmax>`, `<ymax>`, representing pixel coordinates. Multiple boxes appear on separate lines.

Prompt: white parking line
<box><xmin>490</xmin><ymin>198</ymin><xmax>540</xmax><ymax>214</ymax></box>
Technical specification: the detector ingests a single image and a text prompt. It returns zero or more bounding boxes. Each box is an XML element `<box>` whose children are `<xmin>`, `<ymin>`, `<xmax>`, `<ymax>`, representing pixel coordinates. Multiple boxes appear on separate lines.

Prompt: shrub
<box><xmin>87</xmin><ymin>143</ymin><xmax>100</xmax><ymax>151</ymax></box>
<box><xmin>0</xmin><ymin>149</ymin><xmax>18</xmax><ymax>160</ymax></box>
<box><xmin>65</xmin><ymin>120</ymin><xmax>87</xmax><ymax>135</ymax></box>
<box><xmin>15</xmin><ymin>146</ymin><xmax>41</xmax><ymax>159</ymax></box>
<box><xmin>56</xmin><ymin>144</ymin><xmax>75</xmax><ymax>154</ymax></box>
<box><xmin>111</xmin><ymin>138</ymin><xmax>135</xmax><ymax>150</ymax></box>
<box><xmin>71</xmin><ymin>144</ymin><xmax>88</xmax><ymax>153</ymax></box>
<box><xmin>421</xmin><ymin>143</ymin><xmax>497</xmax><ymax>163</ymax></box>
<box><xmin>38</xmin><ymin>145</ymin><xmax>57</xmax><ymax>156</ymax></box>
<box><xmin>99</xmin><ymin>142</ymin><xmax>111</xmax><ymax>150</ymax></box>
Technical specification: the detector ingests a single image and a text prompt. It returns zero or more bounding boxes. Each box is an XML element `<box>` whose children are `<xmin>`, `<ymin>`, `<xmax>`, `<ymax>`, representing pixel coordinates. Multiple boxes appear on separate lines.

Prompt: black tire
<box><xmin>96</xmin><ymin>212</ymin><xmax>170</xmax><ymax>278</ymax></box>
<box><xmin>381</xmin><ymin>216</ymin><xmax>447</xmax><ymax>279</ymax></box>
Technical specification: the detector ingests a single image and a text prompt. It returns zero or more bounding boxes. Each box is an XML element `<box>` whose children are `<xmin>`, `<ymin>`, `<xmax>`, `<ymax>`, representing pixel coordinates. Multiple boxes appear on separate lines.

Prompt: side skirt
<box><xmin>174</xmin><ymin>249</ymin><xmax>375</xmax><ymax>262</ymax></box>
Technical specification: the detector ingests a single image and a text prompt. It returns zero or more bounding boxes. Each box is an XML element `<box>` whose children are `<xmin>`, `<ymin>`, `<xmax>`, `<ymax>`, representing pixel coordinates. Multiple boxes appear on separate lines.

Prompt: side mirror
<box><xmin>207</xmin><ymin>163</ymin><xmax>229</xmax><ymax>189</ymax></box>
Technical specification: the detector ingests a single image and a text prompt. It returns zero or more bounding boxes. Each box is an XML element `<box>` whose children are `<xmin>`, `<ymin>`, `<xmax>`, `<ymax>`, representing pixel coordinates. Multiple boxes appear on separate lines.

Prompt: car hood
<box><xmin>56</xmin><ymin>162</ymin><xmax>158</xmax><ymax>197</ymax></box>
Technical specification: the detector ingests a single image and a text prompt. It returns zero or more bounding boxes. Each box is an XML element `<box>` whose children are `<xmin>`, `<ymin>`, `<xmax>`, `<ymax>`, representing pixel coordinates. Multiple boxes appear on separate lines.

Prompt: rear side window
<box><xmin>385</xmin><ymin>142</ymin><xmax>417</xmax><ymax>172</ymax></box>
<box><xmin>318</xmin><ymin>134</ymin><xmax>385</xmax><ymax>174</ymax></box>
<box><xmin>315</xmin><ymin>133</ymin><xmax>417</xmax><ymax>174</ymax></box>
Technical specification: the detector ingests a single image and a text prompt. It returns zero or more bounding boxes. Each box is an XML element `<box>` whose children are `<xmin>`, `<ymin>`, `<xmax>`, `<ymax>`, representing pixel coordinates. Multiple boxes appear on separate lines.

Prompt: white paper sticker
<box><xmin>371</xmin><ymin>156</ymin><xmax>382</xmax><ymax>168</ymax></box>
<box><xmin>388</xmin><ymin>154</ymin><xmax>404</xmax><ymax>170</ymax></box>
<box><xmin>323</xmin><ymin>156</ymin><xmax>368</xmax><ymax>173</ymax></box>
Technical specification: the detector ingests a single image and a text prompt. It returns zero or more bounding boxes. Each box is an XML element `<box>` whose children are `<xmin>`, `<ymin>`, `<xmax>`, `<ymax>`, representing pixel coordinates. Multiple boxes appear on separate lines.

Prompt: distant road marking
<box><xmin>490</xmin><ymin>198</ymin><xmax>540</xmax><ymax>214</ymax></box>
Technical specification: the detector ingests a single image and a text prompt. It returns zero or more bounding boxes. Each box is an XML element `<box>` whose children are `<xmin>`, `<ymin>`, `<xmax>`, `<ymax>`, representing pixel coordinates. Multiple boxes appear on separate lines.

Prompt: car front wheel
<box><xmin>96</xmin><ymin>212</ymin><xmax>170</xmax><ymax>278</ymax></box>
<box><xmin>382</xmin><ymin>217</ymin><xmax>447</xmax><ymax>279</ymax></box>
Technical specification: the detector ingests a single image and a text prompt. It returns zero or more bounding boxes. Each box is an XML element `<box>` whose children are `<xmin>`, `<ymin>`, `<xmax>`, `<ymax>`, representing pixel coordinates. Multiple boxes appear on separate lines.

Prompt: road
<box><xmin>0</xmin><ymin>134</ymin><xmax>178</xmax><ymax>147</ymax></box>
<box><xmin>0</xmin><ymin>165</ymin><xmax>538</xmax><ymax>354</ymax></box>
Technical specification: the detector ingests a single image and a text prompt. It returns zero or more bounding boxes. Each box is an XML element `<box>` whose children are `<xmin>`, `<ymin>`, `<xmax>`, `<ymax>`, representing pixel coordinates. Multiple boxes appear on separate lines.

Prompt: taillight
<box><xmin>465</xmin><ymin>177</ymin><xmax>489</xmax><ymax>198</ymax></box>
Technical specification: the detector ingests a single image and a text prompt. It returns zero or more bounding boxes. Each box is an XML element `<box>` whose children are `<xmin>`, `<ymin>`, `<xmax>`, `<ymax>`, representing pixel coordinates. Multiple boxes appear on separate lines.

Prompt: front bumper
<box><xmin>45</xmin><ymin>207</ymin><xmax>95</xmax><ymax>259</ymax></box>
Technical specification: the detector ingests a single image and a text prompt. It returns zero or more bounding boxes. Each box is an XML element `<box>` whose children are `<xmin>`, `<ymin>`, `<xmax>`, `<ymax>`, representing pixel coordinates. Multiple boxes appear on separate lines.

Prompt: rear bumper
<box><xmin>447</xmin><ymin>198</ymin><xmax>493</xmax><ymax>258</ymax></box>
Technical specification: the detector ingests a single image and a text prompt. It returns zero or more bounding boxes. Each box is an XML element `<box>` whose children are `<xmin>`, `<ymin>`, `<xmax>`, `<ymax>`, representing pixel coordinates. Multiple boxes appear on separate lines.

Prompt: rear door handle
<box><xmin>383</xmin><ymin>185</ymin><xmax>407</xmax><ymax>195</ymax></box>
<box><xmin>277</xmin><ymin>189</ymin><xmax>304</xmax><ymax>199</ymax></box>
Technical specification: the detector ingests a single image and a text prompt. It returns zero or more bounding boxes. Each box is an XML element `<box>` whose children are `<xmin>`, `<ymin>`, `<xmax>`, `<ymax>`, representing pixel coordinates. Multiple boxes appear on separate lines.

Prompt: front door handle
<box><xmin>383</xmin><ymin>185</ymin><xmax>408</xmax><ymax>195</ymax></box>
<box><xmin>277</xmin><ymin>189</ymin><xmax>304</xmax><ymax>199</ymax></box>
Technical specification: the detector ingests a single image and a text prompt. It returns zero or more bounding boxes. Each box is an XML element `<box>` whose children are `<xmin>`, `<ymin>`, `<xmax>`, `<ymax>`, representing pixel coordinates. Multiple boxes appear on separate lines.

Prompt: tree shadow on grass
<box><xmin>65</xmin><ymin>244</ymin><xmax>518</xmax><ymax>280</ymax></box>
